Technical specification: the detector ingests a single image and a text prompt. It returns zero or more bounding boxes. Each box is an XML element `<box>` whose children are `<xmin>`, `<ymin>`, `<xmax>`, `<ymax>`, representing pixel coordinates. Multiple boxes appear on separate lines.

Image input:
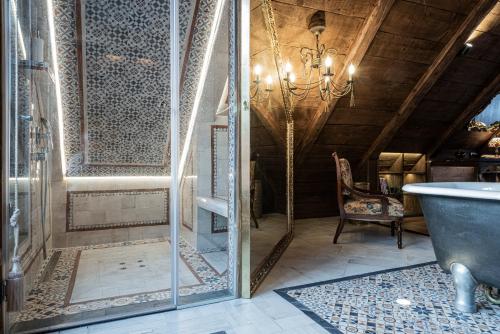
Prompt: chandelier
<box><xmin>250</xmin><ymin>64</ymin><xmax>273</xmax><ymax>104</ymax></box>
<box><xmin>251</xmin><ymin>11</ymin><xmax>355</xmax><ymax>107</ymax></box>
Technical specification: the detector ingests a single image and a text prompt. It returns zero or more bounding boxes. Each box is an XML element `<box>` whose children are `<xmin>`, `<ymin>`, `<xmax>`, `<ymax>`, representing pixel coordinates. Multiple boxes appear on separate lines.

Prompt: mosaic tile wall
<box><xmin>53</xmin><ymin>0</ymin><xmax>219</xmax><ymax>176</ymax></box>
<box><xmin>82</xmin><ymin>0</ymin><xmax>171</xmax><ymax>166</ymax></box>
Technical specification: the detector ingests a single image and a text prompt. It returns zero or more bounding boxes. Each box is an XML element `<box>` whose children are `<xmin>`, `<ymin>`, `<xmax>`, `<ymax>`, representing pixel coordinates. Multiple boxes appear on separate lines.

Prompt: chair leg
<box><xmin>390</xmin><ymin>221</ymin><xmax>395</xmax><ymax>236</ymax></box>
<box><xmin>397</xmin><ymin>218</ymin><xmax>403</xmax><ymax>249</ymax></box>
<box><xmin>333</xmin><ymin>218</ymin><xmax>345</xmax><ymax>244</ymax></box>
<box><xmin>250</xmin><ymin>206</ymin><xmax>259</xmax><ymax>229</ymax></box>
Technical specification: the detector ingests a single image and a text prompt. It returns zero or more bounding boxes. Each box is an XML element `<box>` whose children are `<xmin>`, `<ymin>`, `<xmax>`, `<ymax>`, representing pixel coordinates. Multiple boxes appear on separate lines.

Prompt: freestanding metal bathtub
<box><xmin>403</xmin><ymin>182</ymin><xmax>500</xmax><ymax>313</ymax></box>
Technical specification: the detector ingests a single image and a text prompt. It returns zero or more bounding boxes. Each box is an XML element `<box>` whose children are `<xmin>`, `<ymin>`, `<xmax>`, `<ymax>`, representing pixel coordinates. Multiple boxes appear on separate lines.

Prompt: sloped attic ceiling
<box><xmin>386</xmin><ymin>2</ymin><xmax>500</xmax><ymax>156</ymax></box>
<box><xmin>55</xmin><ymin>0</ymin><xmax>222</xmax><ymax>176</ymax></box>
<box><xmin>250</xmin><ymin>0</ymin><xmax>500</xmax><ymax>218</ymax></box>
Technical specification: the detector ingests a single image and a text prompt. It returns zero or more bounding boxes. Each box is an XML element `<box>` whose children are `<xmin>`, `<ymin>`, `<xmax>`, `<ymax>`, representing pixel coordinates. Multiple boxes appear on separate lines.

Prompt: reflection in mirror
<box><xmin>178</xmin><ymin>0</ymin><xmax>232</xmax><ymax>304</ymax></box>
<box><xmin>249</xmin><ymin>114</ymin><xmax>288</xmax><ymax>281</ymax></box>
<box><xmin>248</xmin><ymin>0</ymin><xmax>294</xmax><ymax>293</ymax></box>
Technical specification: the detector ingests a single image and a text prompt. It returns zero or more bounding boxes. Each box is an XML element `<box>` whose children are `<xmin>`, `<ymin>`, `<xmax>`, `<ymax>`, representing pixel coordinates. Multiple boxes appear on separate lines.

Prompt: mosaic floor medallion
<box><xmin>16</xmin><ymin>238</ymin><xmax>227</xmax><ymax>323</ymax></box>
<box><xmin>275</xmin><ymin>262</ymin><xmax>500</xmax><ymax>334</ymax></box>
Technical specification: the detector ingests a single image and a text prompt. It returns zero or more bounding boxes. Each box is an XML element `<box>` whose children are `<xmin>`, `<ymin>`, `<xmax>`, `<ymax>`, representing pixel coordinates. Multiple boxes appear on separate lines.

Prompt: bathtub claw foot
<box><xmin>451</xmin><ymin>263</ymin><xmax>478</xmax><ymax>313</ymax></box>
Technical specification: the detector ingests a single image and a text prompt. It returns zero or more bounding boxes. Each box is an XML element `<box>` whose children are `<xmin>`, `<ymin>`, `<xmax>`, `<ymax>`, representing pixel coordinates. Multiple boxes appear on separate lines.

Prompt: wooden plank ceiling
<box><xmin>250</xmin><ymin>0</ymin><xmax>500</xmax><ymax>218</ymax></box>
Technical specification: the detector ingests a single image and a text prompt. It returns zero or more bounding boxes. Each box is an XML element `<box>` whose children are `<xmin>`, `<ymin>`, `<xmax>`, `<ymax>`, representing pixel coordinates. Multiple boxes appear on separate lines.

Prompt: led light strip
<box><xmin>10</xmin><ymin>0</ymin><xmax>27</xmax><ymax>59</ymax></box>
<box><xmin>66</xmin><ymin>176</ymin><xmax>172</xmax><ymax>181</ymax></box>
<box><xmin>64</xmin><ymin>175</ymin><xmax>195</xmax><ymax>181</ymax></box>
<box><xmin>178</xmin><ymin>0</ymin><xmax>227</xmax><ymax>180</ymax></box>
<box><xmin>47</xmin><ymin>0</ymin><xmax>66</xmax><ymax>177</ymax></box>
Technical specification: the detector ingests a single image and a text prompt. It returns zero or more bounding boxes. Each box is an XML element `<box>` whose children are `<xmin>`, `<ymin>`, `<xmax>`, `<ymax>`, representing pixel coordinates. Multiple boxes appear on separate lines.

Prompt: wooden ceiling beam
<box><xmin>295</xmin><ymin>0</ymin><xmax>396</xmax><ymax>166</ymax></box>
<box><xmin>357</xmin><ymin>0</ymin><xmax>498</xmax><ymax>169</ymax></box>
<box><xmin>427</xmin><ymin>72</ymin><xmax>500</xmax><ymax>158</ymax></box>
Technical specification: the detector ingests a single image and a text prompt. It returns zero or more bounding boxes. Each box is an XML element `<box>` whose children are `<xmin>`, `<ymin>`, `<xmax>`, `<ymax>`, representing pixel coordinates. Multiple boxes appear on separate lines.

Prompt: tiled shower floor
<box><xmin>15</xmin><ymin>238</ymin><xmax>228</xmax><ymax>325</ymax></box>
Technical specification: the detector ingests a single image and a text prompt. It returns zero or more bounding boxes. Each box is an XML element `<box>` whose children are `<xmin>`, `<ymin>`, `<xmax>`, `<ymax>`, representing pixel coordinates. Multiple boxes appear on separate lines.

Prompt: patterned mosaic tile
<box><xmin>275</xmin><ymin>262</ymin><xmax>500</xmax><ymax>334</ymax></box>
<box><xmin>83</xmin><ymin>0</ymin><xmax>171</xmax><ymax>166</ymax></box>
<box><xmin>15</xmin><ymin>238</ymin><xmax>227</xmax><ymax>323</ymax></box>
<box><xmin>52</xmin><ymin>0</ymin><xmax>214</xmax><ymax>176</ymax></box>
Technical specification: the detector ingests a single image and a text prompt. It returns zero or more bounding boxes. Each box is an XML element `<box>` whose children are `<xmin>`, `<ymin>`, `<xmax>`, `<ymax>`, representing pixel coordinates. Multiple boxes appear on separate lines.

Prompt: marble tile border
<box><xmin>211</xmin><ymin>214</ymin><xmax>228</xmax><ymax>234</ymax></box>
<box><xmin>211</xmin><ymin>125</ymin><xmax>228</xmax><ymax>233</ymax></box>
<box><xmin>66</xmin><ymin>188</ymin><xmax>169</xmax><ymax>232</ymax></box>
<box><xmin>211</xmin><ymin>125</ymin><xmax>228</xmax><ymax>200</ymax></box>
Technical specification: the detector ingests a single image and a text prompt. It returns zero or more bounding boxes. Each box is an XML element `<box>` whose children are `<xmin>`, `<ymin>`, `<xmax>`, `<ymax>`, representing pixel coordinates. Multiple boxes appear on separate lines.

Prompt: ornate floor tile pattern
<box><xmin>276</xmin><ymin>262</ymin><xmax>500</xmax><ymax>334</ymax></box>
<box><xmin>16</xmin><ymin>238</ymin><xmax>227</xmax><ymax>323</ymax></box>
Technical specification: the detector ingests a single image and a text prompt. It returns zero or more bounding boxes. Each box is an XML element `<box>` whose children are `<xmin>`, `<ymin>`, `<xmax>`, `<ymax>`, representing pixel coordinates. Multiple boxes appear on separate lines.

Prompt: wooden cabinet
<box><xmin>428</xmin><ymin>158</ymin><xmax>500</xmax><ymax>183</ymax></box>
<box><xmin>378</xmin><ymin>153</ymin><xmax>426</xmax><ymax>217</ymax></box>
<box><xmin>478</xmin><ymin>159</ymin><xmax>500</xmax><ymax>182</ymax></box>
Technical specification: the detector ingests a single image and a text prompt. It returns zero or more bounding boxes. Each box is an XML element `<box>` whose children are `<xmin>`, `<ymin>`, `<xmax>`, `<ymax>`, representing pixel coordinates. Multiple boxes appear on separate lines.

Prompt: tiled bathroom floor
<box><xmin>70</xmin><ymin>242</ymin><xmax>200</xmax><ymax>303</ymax></box>
<box><xmin>52</xmin><ymin>217</ymin><xmax>435</xmax><ymax>334</ymax></box>
<box><xmin>15</xmin><ymin>238</ymin><xmax>228</xmax><ymax>325</ymax></box>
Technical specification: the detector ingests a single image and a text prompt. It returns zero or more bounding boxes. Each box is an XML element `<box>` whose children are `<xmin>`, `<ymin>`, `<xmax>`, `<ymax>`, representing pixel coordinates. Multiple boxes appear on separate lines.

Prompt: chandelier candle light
<box><xmin>250</xmin><ymin>64</ymin><xmax>274</xmax><ymax>105</ymax></box>
<box><xmin>251</xmin><ymin>10</ymin><xmax>356</xmax><ymax>109</ymax></box>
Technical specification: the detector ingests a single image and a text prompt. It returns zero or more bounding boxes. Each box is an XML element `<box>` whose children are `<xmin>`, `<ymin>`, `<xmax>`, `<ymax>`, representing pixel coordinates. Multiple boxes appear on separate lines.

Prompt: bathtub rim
<box><xmin>402</xmin><ymin>182</ymin><xmax>500</xmax><ymax>201</ymax></box>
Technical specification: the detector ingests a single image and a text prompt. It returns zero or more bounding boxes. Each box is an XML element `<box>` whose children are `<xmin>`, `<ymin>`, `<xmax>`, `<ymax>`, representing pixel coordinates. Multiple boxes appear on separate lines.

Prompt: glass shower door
<box><xmin>171</xmin><ymin>0</ymin><xmax>242</xmax><ymax>305</ymax></box>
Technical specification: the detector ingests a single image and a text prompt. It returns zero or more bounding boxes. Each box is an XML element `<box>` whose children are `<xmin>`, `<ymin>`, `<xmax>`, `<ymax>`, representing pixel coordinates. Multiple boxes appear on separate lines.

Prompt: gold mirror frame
<box><xmin>248</xmin><ymin>0</ymin><xmax>295</xmax><ymax>295</ymax></box>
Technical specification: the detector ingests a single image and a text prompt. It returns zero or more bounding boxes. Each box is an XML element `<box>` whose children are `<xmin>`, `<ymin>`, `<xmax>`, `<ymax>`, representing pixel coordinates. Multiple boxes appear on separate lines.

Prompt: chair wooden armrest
<box><xmin>344</xmin><ymin>182</ymin><xmax>389</xmax><ymax>216</ymax></box>
<box><xmin>352</xmin><ymin>186</ymin><xmax>387</xmax><ymax>195</ymax></box>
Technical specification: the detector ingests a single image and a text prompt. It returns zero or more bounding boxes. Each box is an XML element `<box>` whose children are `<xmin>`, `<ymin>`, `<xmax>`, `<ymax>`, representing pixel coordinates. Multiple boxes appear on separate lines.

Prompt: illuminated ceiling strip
<box><xmin>47</xmin><ymin>0</ymin><xmax>66</xmax><ymax>176</ymax></box>
<box><xmin>65</xmin><ymin>176</ymin><xmax>172</xmax><ymax>180</ymax></box>
<box><xmin>216</xmin><ymin>77</ymin><xmax>229</xmax><ymax>115</ymax></box>
<box><xmin>178</xmin><ymin>0</ymin><xmax>227</xmax><ymax>180</ymax></box>
<box><xmin>10</xmin><ymin>0</ymin><xmax>27</xmax><ymax>59</ymax></box>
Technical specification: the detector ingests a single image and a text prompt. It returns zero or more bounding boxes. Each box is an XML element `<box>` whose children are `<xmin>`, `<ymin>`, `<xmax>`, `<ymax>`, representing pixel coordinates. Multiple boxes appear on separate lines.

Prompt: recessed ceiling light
<box><xmin>460</xmin><ymin>42</ymin><xmax>473</xmax><ymax>55</ymax></box>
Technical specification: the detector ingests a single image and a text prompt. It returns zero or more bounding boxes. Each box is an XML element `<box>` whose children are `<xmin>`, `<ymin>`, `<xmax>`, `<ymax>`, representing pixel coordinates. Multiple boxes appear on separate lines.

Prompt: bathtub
<box><xmin>402</xmin><ymin>182</ymin><xmax>500</xmax><ymax>313</ymax></box>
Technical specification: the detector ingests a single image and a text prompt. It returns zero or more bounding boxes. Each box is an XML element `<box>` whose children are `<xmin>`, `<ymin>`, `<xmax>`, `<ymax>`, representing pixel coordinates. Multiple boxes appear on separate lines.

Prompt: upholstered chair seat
<box><xmin>344</xmin><ymin>197</ymin><xmax>404</xmax><ymax>217</ymax></box>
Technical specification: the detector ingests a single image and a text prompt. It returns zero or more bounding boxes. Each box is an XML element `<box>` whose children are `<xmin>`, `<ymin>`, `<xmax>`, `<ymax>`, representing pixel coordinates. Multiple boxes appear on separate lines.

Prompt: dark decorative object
<box><xmin>454</xmin><ymin>150</ymin><xmax>468</xmax><ymax>160</ymax></box>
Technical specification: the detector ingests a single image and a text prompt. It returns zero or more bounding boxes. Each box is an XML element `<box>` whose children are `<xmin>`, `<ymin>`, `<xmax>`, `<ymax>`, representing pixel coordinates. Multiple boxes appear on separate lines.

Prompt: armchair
<box><xmin>332</xmin><ymin>152</ymin><xmax>404</xmax><ymax>249</ymax></box>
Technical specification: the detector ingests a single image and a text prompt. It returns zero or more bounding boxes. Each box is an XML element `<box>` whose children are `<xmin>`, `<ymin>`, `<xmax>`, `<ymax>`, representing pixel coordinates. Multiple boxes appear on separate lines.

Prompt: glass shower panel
<box><xmin>8</xmin><ymin>0</ymin><xmax>32</xmax><ymax>268</ymax></box>
<box><xmin>5</xmin><ymin>0</ymin><xmax>176</xmax><ymax>331</ymax></box>
<box><xmin>177</xmin><ymin>0</ymin><xmax>233</xmax><ymax>304</ymax></box>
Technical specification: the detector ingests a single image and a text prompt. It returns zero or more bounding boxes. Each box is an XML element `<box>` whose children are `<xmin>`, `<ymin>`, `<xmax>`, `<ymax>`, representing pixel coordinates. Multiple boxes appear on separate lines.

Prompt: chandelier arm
<box><xmin>327</xmin><ymin>89</ymin><xmax>352</xmax><ymax>98</ymax></box>
<box><xmin>291</xmin><ymin>79</ymin><xmax>323</xmax><ymax>87</ymax></box>
<box><xmin>330</xmin><ymin>81</ymin><xmax>351</xmax><ymax>90</ymax></box>
<box><xmin>250</xmin><ymin>85</ymin><xmax>260</xmax><ymax>99</ymax></box>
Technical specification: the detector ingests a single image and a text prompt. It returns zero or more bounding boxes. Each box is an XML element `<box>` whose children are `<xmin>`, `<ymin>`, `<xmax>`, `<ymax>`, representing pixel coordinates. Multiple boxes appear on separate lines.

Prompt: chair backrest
<box><xmin>339</xmin><ymin>158</ymin><xmax>353</xmax><ymax>191</ymax></box>
<box><xmin>331</xmin><ymin>152</ymin><xmax>348</xmax><ymax>217</ymax></box>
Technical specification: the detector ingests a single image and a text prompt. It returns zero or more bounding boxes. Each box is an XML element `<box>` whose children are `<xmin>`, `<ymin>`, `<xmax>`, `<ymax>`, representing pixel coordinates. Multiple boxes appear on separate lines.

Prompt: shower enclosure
<box><xmin>1</xmin><ymin>0</ymin><xmax>249</xmax><ymax>332</ymax></box>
